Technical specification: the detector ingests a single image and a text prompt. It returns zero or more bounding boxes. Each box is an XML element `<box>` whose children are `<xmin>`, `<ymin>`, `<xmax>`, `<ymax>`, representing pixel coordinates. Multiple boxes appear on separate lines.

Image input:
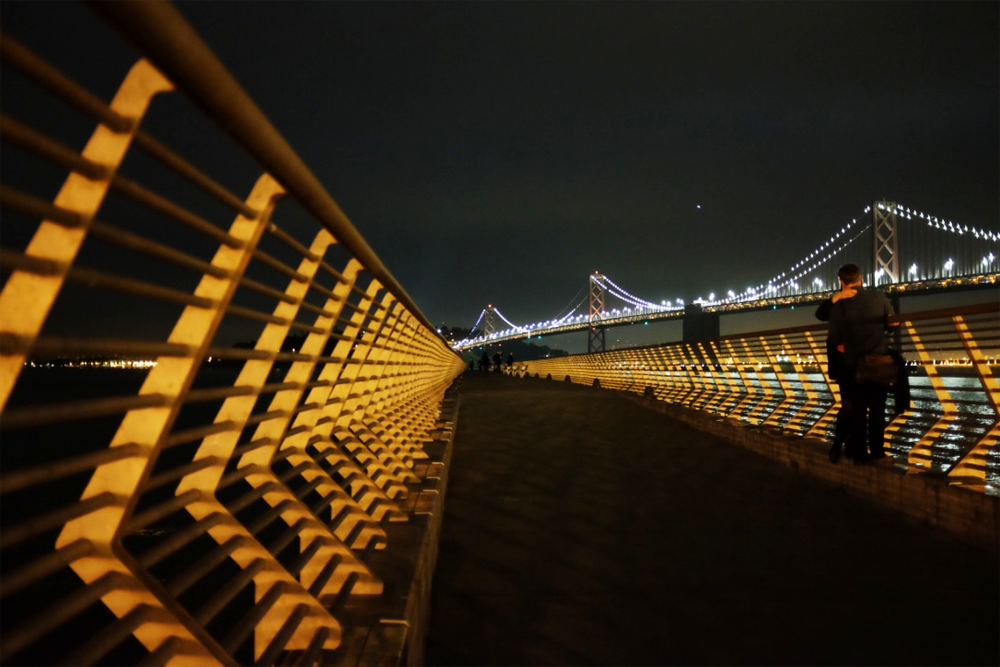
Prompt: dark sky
<box><xmin>4</xmin><ymin>1</ymin><xmax>998</xmax><ymax>345</ymax></box>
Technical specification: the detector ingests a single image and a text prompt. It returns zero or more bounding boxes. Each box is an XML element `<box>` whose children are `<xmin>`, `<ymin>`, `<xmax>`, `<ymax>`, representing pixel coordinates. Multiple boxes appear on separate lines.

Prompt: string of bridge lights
<box><xmin>593</xmin><ymin>274</ymin><xmax>662</xmax><ymax>309</ymax></box>
<box><xmin>882</xmin><ymin>201</ymin><xmax>1000</xmax><ymax>242</ymax></box>
<box><xmin>469</xmin><ymin>308</ymin><xmax>486</xmax><ymax>332</ymax></box>
<box><xmin>494</xmin><ymin>307</ymin><xmax>526</xmax><ymax>331</ymax></box>
<box><xmin>455</xmin><ymin>201</ymin><xmax>997</xmax><ymax>346</ymax></box>
<box><xmin>725</xmin><ymin>201</ymin><xmax>997</xmax><ymax>303</ymax></box>
<box><xmin>747</xmin><ymin>207</ymin><xmax>868</xmax><ymax>300</ymax></box>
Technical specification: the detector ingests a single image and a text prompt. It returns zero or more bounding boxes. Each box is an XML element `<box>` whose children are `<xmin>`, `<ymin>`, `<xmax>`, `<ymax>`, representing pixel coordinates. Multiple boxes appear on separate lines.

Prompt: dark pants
<box><xmin>839</xmin><ymin>370</ymin><xmax>888</xmax><ymax>459</ymax></box>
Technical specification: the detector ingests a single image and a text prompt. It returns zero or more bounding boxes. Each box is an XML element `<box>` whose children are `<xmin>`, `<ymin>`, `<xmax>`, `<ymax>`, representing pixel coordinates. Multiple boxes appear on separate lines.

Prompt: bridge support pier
<box><xmin>683</xmin><ymin>304</ymin><xmax>719</xmax><ymax>342</ymax></box>
<box><xmin>588</xmin><ymin>272</ymin><xmax>607</xmax><ymax>353</ymax></box>
<box><xmin>588</xmin><ymin>326</ymin><xmax>606</xmax><ymax>353</ymax></box>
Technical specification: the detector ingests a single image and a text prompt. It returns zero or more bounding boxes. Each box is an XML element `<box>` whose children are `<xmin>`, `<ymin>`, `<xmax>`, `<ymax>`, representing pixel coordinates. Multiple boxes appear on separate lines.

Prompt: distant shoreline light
<box><xmin>25</xmin><ymin>359</ymin><xmax>159</xmax><ymax>369</ymax></box>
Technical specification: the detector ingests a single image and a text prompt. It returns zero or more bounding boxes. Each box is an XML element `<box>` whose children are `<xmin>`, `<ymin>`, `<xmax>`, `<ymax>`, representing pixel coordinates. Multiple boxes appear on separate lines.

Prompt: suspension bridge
<box><xmin>453</xmin><ymin>200</ymin><xmax>999</xmax><ymax>352</ymax></box>
<box><xmin>1</xmin><ymin>4</ymin><xmax>998</xmax><ymax>666</ymax></box>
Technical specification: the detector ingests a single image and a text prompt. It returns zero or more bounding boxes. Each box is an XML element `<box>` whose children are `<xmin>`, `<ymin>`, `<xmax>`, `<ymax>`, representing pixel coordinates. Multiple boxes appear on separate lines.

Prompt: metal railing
<box><xmin>0</xmin><ymin>2</ymin><xmax>464</xmax><ymax>664</ymax></box>
<box><xmin>513</xmin><ymin>303</ymin><xmax>1000</xmax><ymax>494</ymax></box>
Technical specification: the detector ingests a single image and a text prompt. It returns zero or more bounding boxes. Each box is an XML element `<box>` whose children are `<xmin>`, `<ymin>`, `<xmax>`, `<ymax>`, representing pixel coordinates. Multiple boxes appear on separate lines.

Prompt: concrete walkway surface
<box><xmin>424</xmin><ymin>372</ymin><xmax>999</xmax><ymax>666</ymax></box>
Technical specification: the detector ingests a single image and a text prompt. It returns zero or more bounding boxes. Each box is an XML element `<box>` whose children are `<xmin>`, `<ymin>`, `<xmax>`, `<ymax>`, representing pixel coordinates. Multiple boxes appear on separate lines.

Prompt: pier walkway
<box><xmin>424</xmin><ymin>372</ymin><xmax>999</xmax><ymax>666</ymax></box>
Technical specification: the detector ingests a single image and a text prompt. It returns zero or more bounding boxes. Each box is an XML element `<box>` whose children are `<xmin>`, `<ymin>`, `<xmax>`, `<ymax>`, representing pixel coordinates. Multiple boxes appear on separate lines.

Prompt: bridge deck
<box><xmin>425</xmin><ymin>372</ymin><xmax>999</xmax><ymax>666</ymax></box>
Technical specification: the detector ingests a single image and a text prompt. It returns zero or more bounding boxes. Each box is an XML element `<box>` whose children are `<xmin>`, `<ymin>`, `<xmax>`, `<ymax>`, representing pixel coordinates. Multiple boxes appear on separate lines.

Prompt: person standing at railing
<box><xmin>826</xmin><ymin>263</ymin><xmax>898</xmax><ymax>464</ymax></box>
<box><xmin>815</xmin><ymin>281</ymin><xmax>858</xmax><ymax>463</ymax></box>
<box><xmin>507</xmin><ymin>352</ymin><xmax>515</xmax><ymax>368</ymax></box>
<box><xmin>493</xmin><ymin>351</ymin><xmax>503</xmax><ymax>373</ymax></box>
<box><xmin>480</xmin><ymin>351</ymin><xmax>490</xmax><ymax>372</ymax></box>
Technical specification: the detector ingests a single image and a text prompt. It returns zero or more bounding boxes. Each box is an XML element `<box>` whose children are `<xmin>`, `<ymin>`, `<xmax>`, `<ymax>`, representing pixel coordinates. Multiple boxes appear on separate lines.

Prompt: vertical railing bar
<box><xmin>123</xmin><ymin>489</ymin><xmax>204</xmax><ymax>534</ymax></box>
<box><xmin>286</xmin><ymin>537</ymin><xmax>326</xmax><ymax>579</ymax></box>
<box><xmin>191</xmin><ymin>558</ymin><xmax>266</xmax><ymax>627</ymax></box>
<box><xmin>87</xmin><ymin>218</ymin><xmax>232</xmax><ymax>278</ymax></box>
<box><xmin>57</xmin><ymin>603</ymin><xmax>152</xmax><ymax>667</ymax></box>
<box><xmin>219</xmin><ymin>478</ymin><xmax>277</xmax><ymax>514</ymax></box>
<box><xmin>135</xmin><ymin>513</ymin><xmax>225</xmax><ymax>569</ymax></box>
<box><xmin>265</xmin><ymin>518</ymin><xmax>311</xmax><ymax>560</ymax></box>
<box><xmin>165</xmin><ymin>535</ymin><xmax>246</xmax><ymax>597</ymax></box>
<box><xmin>0</xmin><ymin>114</ymin><xmax>109</xmax><ymax>178</ymax></box>
<box><xmin>131</xmin><ymin>129</ymin><xmax>258</xmax><ymax>218</ymax></box>
<box><xmin>309</xmin><ymin>552</ymin><xmax>342</xmax><ymax>598</ymax></box>
<box><xmin>223</xmin><ymin>303</ymin><xmax>323</xmax><ymax>332</ymax></box>
<box><xmin>66</xmin><ymin>264</ymin><xmax>218</xmax><ymax>307</ymax></box>
<box><xmin>11</xmin><ymin>335</ymin><xmax>194</xmax><ymax>359</ymax></box>
<box><xmin>236</xmin><ymin>275</ymin><xmax>302</xmax><ymax>305</ymax></box>
<box><xmin>0</xmin><ymin>571</ymin><xmax>124</xmax><ymax>662</ymax></box>
<box><xmin>162</xmin><ymin>422</ymin><xmax>243</xmax><ymax>450</ymax></box>
<box><xmin>0</xmin><ymin>247</ymin><xmax>66</xmax><ymax>276</ymax></box>
<box><xmin>143</xmin><ymin>457</ymin><xmax>221</xmax><ymax>492</ymax></box>
<box><xmin>219</xmin><ymin>581</ymin><xmax>288</xmax><ymax>656</ymax></box>
<box><xmin>135</xmin><ymin>637</ymin><xmax>184</xmax><ymax>667</ymax></box>
<box><xmin>297</xmin><ymin>627</ymin><xmax>331</xmax><ymax>667</ymax></box>
<box><xmin>253</xmin><ymin>603</ymin><xmax>309</xmax><ymax>667</ymax></box>
<box><xmin>108</xmin><ymin>173</ymin><xmax>245</xmax><ymax>249</ymax></box>
<box><xmin>0</xmin><ymin>492</ymin><xmax>117</xmax><ymax>549</ymax></box>
<box><xmin>327</xmin><ymin>571</ymin><xmax>360</xmax><ymax>616</ymax></box>
<box><xmin>0</xmin><ymin>444</ymin><xmax>146</xmax><ymax>495</ymax></box>
<box><xmin>265</xmin><ymin>223</ymin><xmax>321</xmax><ymax>262</ymax></box>
<box><xmin>249</xmin><ymin>247</ymin><xmax>310</xmax><ymax>283</ymax></box>
<box><xmin>243</xmin><ymin>498</ymin><xmax>296</xmax><ymax>538</ymax></box>
<box><xmin>0</xmin><ymin>539</ymin><xmax>93</xmax><ymax>599</ymax></box>
<box><xmin>0</xmin><ymin>184</ymin><xmax>87</xmax><ymax>227</ymax></box>
<box><xmin>0</xmin><ymin>392</ymin><xmax>171</xmax><ymax>431</ymax></box>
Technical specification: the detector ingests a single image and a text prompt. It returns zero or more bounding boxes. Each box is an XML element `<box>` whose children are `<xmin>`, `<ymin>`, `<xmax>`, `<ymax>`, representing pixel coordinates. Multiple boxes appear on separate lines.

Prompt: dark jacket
<box><xmin>815</xmin><ymin>298</ymin><xmax>840</xmax><ymax>380</ymax></box>
<box><xmin>828</xmin><ymin>287</ymin><xmax>894</xmax><ymax>366</ymax></box>
<box><xmin>822</xmin><ymin>288</ymin><xmax>910</xmax><ymax>411</ymax></box>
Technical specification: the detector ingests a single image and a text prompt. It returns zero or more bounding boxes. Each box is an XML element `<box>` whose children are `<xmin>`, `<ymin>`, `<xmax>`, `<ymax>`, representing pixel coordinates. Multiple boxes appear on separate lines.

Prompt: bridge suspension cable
<box><xmin>594</xmin><ymin>274</ymin><xmax>661</xmax><ymax>309</ymax></box>
<box><xmin>468</xmin><ymin>308</ymin><xmax>486</xmax><ymax>333</ymax></box>
<box><xmin>493</xmin><ymin>306</ymin><xmax>527</xmax><ymax>331</ymax></box>
<box><xmin>552</xmin><ymin>284</ymin><xmax>588</xmax><ymax>321</ymax></box>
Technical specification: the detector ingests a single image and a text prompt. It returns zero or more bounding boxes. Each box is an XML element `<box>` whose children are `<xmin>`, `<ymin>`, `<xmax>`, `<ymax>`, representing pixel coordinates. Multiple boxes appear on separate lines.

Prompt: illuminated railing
<box><xmin>0</xmin><ymin>3</ymin><xmax>464</xmax><ymax>665</ymax></box>
<box><xmin>513</xmin><ymin>303</ymin><xmax>1000</xmax><ymax>495</ymax></box>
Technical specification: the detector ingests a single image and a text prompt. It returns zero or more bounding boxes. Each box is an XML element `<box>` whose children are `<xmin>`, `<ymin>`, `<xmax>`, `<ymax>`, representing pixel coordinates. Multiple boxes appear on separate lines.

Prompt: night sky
<box><xmin>3</xmin><ymin>1</ymin><xmax>998</xmax><ymax>349</ymax></box>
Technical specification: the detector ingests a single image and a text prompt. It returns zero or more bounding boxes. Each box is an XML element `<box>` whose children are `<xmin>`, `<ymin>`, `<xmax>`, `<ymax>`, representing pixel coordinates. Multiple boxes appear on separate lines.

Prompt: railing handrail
<box><xmin>86</xmin><ymin>0</ymin><xmax>449</xmax><ymax>347</ymax></box>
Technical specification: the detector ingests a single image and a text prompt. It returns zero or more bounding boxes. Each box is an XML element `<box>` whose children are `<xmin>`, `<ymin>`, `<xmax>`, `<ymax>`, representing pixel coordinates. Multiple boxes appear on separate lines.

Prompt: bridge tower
<box><xmin>483</xmin><ymin>305</ymin><xmax>498</xmax><ymax>339</ymax></box>
<box><xmin>588</xmin><ymin>272</ymin><xmax>606</xmax><ymax>353</ymax></box>
<box><xmin>873</xmin><ymin>199</ymin><xmax>899</xmax><ymax>286</ymax></box>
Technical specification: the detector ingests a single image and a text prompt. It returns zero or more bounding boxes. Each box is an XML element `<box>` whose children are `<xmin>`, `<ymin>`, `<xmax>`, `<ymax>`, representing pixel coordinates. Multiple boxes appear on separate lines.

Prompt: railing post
<box><xmin>682</xmin><ymin>303</ymin><xmax>719</xmax><ymax>342</ymax></box>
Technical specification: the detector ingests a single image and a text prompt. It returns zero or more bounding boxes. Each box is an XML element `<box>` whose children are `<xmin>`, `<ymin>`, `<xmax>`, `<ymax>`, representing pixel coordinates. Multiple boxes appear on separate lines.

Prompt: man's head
<box><xmin>837</xmin><ymin>263</ymin><xmax>863</xmax><ymax>287</ymax></box>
